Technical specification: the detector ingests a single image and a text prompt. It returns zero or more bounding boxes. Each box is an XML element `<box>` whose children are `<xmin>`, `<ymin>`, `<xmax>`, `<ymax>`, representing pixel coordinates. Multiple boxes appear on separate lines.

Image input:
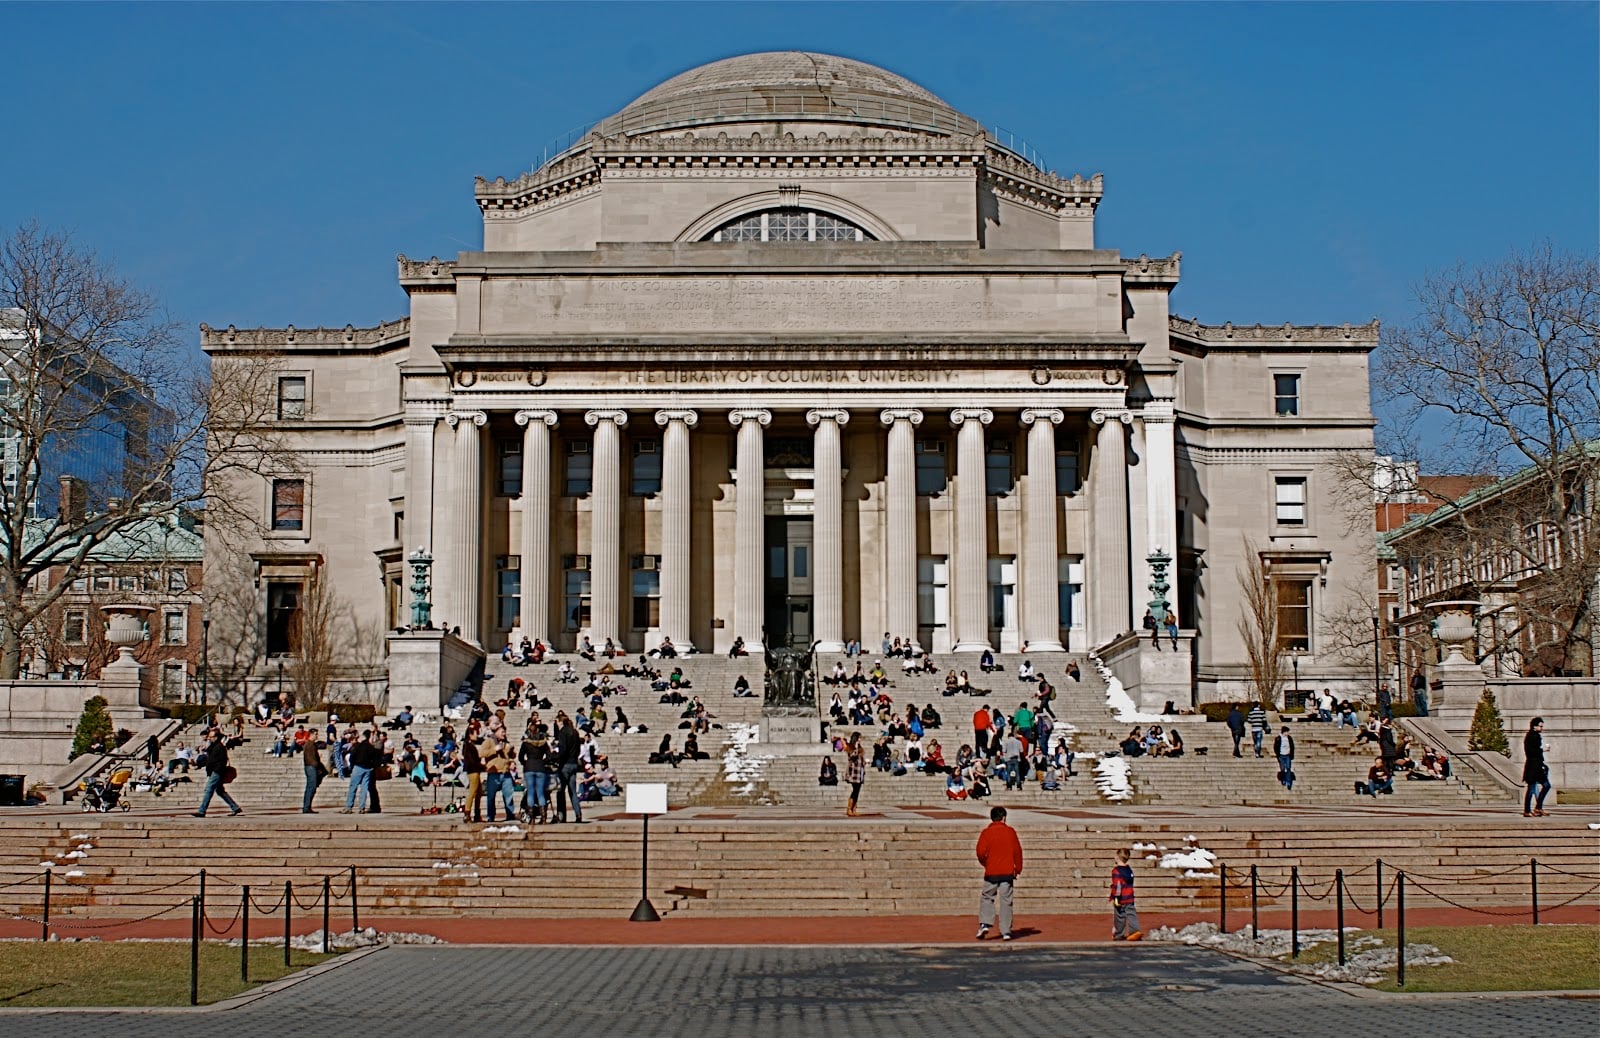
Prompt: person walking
<box><xmin>1226</xmin><ymin>703</ymin><xmax>1246</xmax><ymax>758</ymax></box>
<box><xmin>1274</xmin><ymin>725</ymin><xmax>1296</xmax><ymax>791</ymax></box>
<box><xmin>975</xmin><ymin>805</ymin><xmax>1023</xmax><ymax>941</ymax></box>
<box><xmin>844</xmin><ymin>732</ymin><xmax>867</xmax><ymax>817</ymax></box>
<box><xmin>1522</xmin><ymin>717</ymin><xmax>1552</xmax><ymax>817</ymax></box>
<box><xmin>1247</xmin><ymin>701</ymin><xmax>1268</xmax><ymax>758</ymax></box>
<box><xmin>192</xmin><ymin>728</ymin><xmax>242</xmax><ymax>817</ymax></box>
<box><xmin>301</xmin><ymin>730</ymin><xmax>326</xmax><ymax>813</ymax></box>
<box><xmin>1109</xmin><ymin>847</ymin><xmax>1142</xmax><ymax>941</ymax></box>
<box><xmin>973</xmin><ymin>705</ymin><xmax>992</xmax><ymax>758</ymax></box>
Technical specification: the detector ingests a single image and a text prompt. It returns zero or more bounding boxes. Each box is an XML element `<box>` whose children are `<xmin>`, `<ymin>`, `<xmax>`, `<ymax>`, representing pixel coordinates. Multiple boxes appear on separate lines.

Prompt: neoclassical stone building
<box><xmin>203</xmin><ymin>52</ymin><xmax>1377</xmax><ymax>703</ymax></box>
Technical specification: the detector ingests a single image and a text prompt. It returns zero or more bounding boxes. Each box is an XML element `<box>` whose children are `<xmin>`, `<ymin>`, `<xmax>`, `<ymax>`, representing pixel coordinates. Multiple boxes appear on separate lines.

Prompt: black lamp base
<box><xmin>630</xmin><ymin>898</ymin><xmax>661</xmax><ymax>922</ymax></box>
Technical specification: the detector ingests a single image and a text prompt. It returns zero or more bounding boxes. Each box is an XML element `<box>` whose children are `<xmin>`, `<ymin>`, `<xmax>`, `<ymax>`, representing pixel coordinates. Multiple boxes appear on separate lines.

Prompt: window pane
<box><xmin>916</xmin><ymin>441</ymin><xmax>946</xmax><ymax>495</ymax></box>
<box><xmin>986</xmin><ymin>443</ymin><xmax>1011</xmax><ymax>496</ymax></box>
<box><xmin>705</xmin><ymin>208</ymin><xmax>873</xmax><ymax>243</ymax></box>
<box><xmin>498</xmin><ymin>567</ymin><xmax>521</xmax><ymax>630</ymax></box>
<box><xmin>277</xmin><ymin>377</ymin><xmax>306</xmax><ymax>419</ymax></box>
<box><xmin>767</xmin><ymin>546</ymin><xmax>786</xmax><ymax>579</ymax></box>
<box><xmin>792</xmin><ymin>545</ymin><xmax>808</xmax><ymax>579</ymax></box>
<box><xmin>272</xmin><ymin>479</ymin><xmax>305</xmax><ymax>530</ymax></box>
<box><xmin>1274</xmin><ymin>374</ymin><xmax>1300</xmax><ymax>416</ymax></box>
<box><xmin>1275</xmin><ymin>478</ymin><xmax>1306</xmax><ymax>525</ymax></box>
<box><xmin>1276</xmin><ymin>579</ymin><xmax>1312</xmax><ymax>651</ymax></box>
<box><xmin>565</xmin><ymin>446</ymin><xmax>592</xmax><ymax>496</ymax></box>
<box><xmin>631</xmin><ymin>441</ymin><xmax>661</xmax><ymax>495</ymax></box>
<box><xmin>498</xmin><ymin>441</ymin><xmax>523</xmax><ymax>496</ymax></box>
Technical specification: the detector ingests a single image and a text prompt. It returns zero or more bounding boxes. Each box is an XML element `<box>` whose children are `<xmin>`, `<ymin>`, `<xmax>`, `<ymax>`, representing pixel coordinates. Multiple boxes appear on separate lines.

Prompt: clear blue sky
<box><xmin>4</xmin><ymin>1</ymin><xmax>1596</xmax><ymax>352</ymax></box>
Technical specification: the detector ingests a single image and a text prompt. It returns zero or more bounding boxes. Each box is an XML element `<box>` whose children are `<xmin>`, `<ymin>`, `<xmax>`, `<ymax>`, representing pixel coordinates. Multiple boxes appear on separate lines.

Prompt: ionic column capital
<box><xmin>444</xmin><ymin>410</ymin><xmax>488</xmax><ymax>428</ymax></box>
<box><xmin>727</xmin><ymin>408</ymin><xmax>772</xmax><ymax>428</ymax></box>
<box><xmin>514</xmin><ymin>409</ymin><xmax>558</xmax><ymax>427</ymax></box>
<box><xmin>878</xmin><ymin>408</ymin><xmax>924</xmax><ymax>427</ymax></box>
<box><xmin>949</xmin><ymin>408</ymin><xmax>993</xmax><ymax>427</ymax></box>
<box><xmin>805</xmin><ymin>408</ymin><xmax>851</xmax><ymax>427</ymax></box>
<box><xmin>654</xmin><ymin>409</ymin><xmax>700</xmax><ymax>428</ymax></box>
<box><xmin>584</xmin><ymin>409</ymin><xmax>629</xmax><ymax>428</ymax></box>
<box><xmin>1020</xmin><ymin>408</ymin><xmax>1064</xmax><ymax>427</ymax></box>
<box><xmin>1091</xmin><ymin>408</ymin><xmax>1133</xmax><ymax>427</ymax></box>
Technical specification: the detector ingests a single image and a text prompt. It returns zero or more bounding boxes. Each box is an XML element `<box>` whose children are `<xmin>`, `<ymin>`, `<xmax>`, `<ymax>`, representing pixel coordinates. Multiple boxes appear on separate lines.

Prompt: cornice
<box><xmin>398</xmin><ymin>255</ymin><xmax>458</xmax><ymax>285</ymax></box>
<box><xmin>1123</xmin><ymin>253</ymin><xmax>1181</xmax><ymax>285</ymax></box>
<box><xmin>1169</xmin><ymin>314</ymin><xmax>1380</xmax><ymax>347</ymax></box>
<box><xmin>200</xmin><ymin>318</ymin><xmax>409</xmax><ymax>353</ymax></box>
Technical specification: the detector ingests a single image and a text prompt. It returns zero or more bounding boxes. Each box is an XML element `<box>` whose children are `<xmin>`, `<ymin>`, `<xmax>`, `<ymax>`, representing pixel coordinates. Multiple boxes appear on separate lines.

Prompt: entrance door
<box><xmin>764</xmin><ymin>517</ymin><xmax>814</xmax><ymax>648</ymax></box>
<box><xmin>266</xmin><ymin>581</ymin><xmax>303</xmax><ymax>656</ymax></box>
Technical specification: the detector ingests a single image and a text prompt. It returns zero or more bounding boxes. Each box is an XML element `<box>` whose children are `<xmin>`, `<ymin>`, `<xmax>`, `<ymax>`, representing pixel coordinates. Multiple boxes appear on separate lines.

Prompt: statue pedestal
<box><xmin>763</xmin><ymin>713</ymin><xmax>821</xmax><ymax>744</ymax></box>
<box><xmin>386</xmin><ymin>629</ymin><xmax>485</xmax><ymax>710</ymax></box>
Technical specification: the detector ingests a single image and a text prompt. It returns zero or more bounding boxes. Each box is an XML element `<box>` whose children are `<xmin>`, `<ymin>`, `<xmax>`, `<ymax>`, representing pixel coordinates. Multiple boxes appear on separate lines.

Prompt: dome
<box><xmin>591</xmin><ymin>51</ymin><xmax>982</xmax><ymax>139</ymax></box>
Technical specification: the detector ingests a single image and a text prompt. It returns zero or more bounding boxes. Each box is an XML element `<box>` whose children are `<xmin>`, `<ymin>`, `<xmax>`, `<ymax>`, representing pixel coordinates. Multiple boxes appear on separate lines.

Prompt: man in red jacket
<box><xmin>975</xmin><ymin>805</ymin><xmax>1023</xmax><ymax>940</ymax></box>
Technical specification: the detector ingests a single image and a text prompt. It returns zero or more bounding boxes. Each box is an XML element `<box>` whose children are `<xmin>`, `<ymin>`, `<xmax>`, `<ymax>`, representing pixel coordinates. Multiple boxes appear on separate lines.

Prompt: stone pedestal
<box><xmin>763</xmin><ymin>712</ymin><xmax>822</xmax><ymax>744</ymax></box>
<box><xmin>386</xmin><ymin>629</ymin><xmax>487</xmax><ymax>710</ymax></box>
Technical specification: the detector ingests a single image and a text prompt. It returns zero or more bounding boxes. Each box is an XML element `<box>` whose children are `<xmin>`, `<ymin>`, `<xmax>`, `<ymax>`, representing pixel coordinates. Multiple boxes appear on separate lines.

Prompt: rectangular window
<box><xmin>271</xmin><ymin>479</ymin><xmax>305</xmax><ymax>531</ymax></box>
<box><xmin>1274</xmin><ymin>477</ymin><xmax>1307</xmax><ymax>526</ymax></box>
<box><xmin>792</xmin><ymin>545</ymin><xmax>809</xmax><ymax>579</ymax></box>
<box><xmin>987</xmin><ymin>557</ymin><xmax>1016</xmax><ymax>630</ymax></box>
<box><xmin>92</xmin><ymin>568</ymin><xmax>112</xmax><ymax>593</ymax></box>
<box><xmin>162</xmin><ymin>609</ymin><xmax>186</xmax><ymax>646</ymax></box>
<box><xmin>497</xmin><ymin>440</ymin><xmax>523</xmax><ymax>496</ymax></box>
<box><xmin>631</xmin><ymin>439</ymin><xmax>661</xmax><ymax>496</ymax></box>
<box><xmin>916</xmin><ymin>440</ymin><xmax>947</xmax><ymax>496</ymax></box>
<box><xmin>71</xmin><ymin>575</ymin><xmax>88</xmax><ymax>593</ymax></box>
<box><xmin>1058</xmin><ymin>557</ymin><xmax>1084</xmax><ymax>630</ymax></box>
<box><xmin>1275</xmin><ymin>578</ymin><xmax>1312</xmax><ymax>651</ymax></box>
<box><xmin>564</xmin><ymin>567</ymin><xmax>591</xmax><ymax>632</ymax></box>
<box><xmin>116</xmin><ymin>574</ymin><xmax>136</xmax><ymax>592</ymax></box>
<box><xmin>631</xmin><ymin>568</ymin><xmax>660</xmax><ymax>629</ymax></box>
<box><xmin>985</xmin><ymin>440</ymin><xmax>1012</xmax><ymax>496</ymax></box>
<box><xmin>564</xmin><ymin>441</ymin><xmax>592</xmax><ymax>496</ymax></box>
<box><xmin>1055</xmin><ymin>441</ymin><xmax>1081</xmax><ymax>494</ymax></box>
<box><xmin>166</xmin><ymin>568</ymin><xmax>188</xmax><ymax>593</ymax></box>
<box><xmin>1274</xmin><ymin>373</ymin><xmax>1300</xmax><ymax>416</ymax></box>
<box><xmin>160</xmin><ymin>661</ymin><xmax>187</xmax><ymax>702</ymax></box>
<box><xmin>277</xmin><ymin>376</ymin><xmax>307</xmax><ymax>419</ymax></box>
<box><xmin>64</xmin><ymin>609</ymin><xmax>87</xmax><ymax>645</ymax></box>
<box><xmin>916</xmin><ymin>556</ymin><xmax>949</xmax><ymax>631</ymax></box>
<box><xmin>496</xmin><ymin>558</ymin><xmax>520</xmax><ymax>631</ymax></box>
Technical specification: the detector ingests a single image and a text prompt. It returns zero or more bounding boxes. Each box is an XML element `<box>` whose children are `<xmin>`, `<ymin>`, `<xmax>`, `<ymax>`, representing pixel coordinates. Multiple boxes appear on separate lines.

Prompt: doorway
<box><xmin>764</xmin><ymin>517</ymin><xmax>813</xmax><ymax>648</ymax></box>
<box><xmin>266</xmin><ymin>581</ymin><xmax>303</xmax><ymax>656</ymax></box>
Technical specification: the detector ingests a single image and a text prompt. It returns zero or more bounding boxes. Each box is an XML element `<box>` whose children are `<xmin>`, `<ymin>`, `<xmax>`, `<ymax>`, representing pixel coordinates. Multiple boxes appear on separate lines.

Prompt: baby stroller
<box><xmin>79</xmin><ymin>767</ymin><xmax>134</xmax><ymax>812</ymax></box>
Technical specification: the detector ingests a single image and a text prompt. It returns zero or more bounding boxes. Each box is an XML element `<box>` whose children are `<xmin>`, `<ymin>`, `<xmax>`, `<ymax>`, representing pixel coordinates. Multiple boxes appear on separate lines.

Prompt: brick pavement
<box><xmin>0</xmin><ymin>945</ymin><xmax>1596</xmax><ymax>1037</ymax></box>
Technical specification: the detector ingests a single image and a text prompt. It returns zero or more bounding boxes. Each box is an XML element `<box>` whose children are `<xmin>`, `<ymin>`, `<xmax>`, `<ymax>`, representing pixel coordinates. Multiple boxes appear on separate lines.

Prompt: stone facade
<box><xmin>201</xmin><ymin>52</ymin><xmax>1378</xmax><ymax>703</ymax></box>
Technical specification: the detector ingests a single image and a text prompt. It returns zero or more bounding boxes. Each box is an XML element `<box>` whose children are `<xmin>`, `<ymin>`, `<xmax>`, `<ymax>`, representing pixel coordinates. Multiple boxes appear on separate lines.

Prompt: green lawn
<box><xmin>1284</xmin><ymin>924</ymin><xmax>1600</xmax><ymax>992</ymax></box>
<box><xmin>1555</xmin><ymin>788</ymin><xmax>1600</xmax><ymax>805</ymax></box>
<box><xmin>0</xmin><ymin>942</ymin><xmax>335</xmax><ymax>1007</ymax></box>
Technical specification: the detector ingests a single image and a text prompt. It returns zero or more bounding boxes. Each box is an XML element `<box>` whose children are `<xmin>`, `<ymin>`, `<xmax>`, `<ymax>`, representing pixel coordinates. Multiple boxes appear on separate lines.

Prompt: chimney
<box><xmin>58</xmin><ymin>476</ymin><xmax>86</xmax><ymax>524</ymax></box>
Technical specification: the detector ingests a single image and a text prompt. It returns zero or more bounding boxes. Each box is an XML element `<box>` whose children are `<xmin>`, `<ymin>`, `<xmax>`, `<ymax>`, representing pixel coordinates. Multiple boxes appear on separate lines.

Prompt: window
<box><xmin>631</xmin><ymin>439</ymin><xmax>661</xmax><ymax>496</ymax></box>
<box><xmin>564</xmin><ymin>441</ymin><xmax>591</xmax><ymax>496</ymax></box>
<box><xmin>271</xmin><ymin>479</ymin><xmax>305</xmax><ymax>531</ymax></box>
<box><xmin>1055</xmin><ymin>441</ymin><xmax>1081</xmax><ymax>494</ymax></box>
<box><xmin>167</xmin><ymin>568</ymin><xmax>188</xmax><ymax>593</ymax></box>
<box><xmin>277</xmin><ymin>376</ymin><xmax>307</xmax><ymax>419</ymax></box>
<box><xmin>631</xmin><ymin>564</ymin><xmax>660</xmax><ymax>629</ymax></box>
<box><xmin>64</xmin><ymin>609</ymin><xmax>87</xmax><ymax>645</ymax></box>
<box><xmin>497</xmin><ymin>439</ymin><xmax>523</xmax><ymax>496</ymax></box>
<box><xmin>496</xmin><ymin>557</ymin><xmax>520</xmax><ymax>630</ymax></box>
<box><xmin>564</xmin><ymin>565</ymin><xmax>590</xmax><ymax>632</ymax></box>
<box><xmin>988</xmin><ymin>557</ymin><xmax>1016</xmax><ymax>630</ymax></box>
<box><xmin>160</xmin><ymin>661</ymin><xmax>187</xmax><ymax>702</ymax></box>
<box><xmin>1058</xmin><ymin>557</ymin><xmax>1084</xmax><ymax>630</ymax></box>
<box><xmin>1275</xmin><ymin>578</ymin><xmax>1312</xmax><ymax>651</ymax></box>
<box><xmin>71</xmin><ymin>575</ymin><xmax>88</xmax><ymax>592</ymax></box>
<box><xmin>116</xmin><ymin>573</ymin><xmax>136</xmax><ymax>592</ymax></box>
<box><xmin>985</xmin><ymin>440</ymin><xmax>1012</xmax><ymax>496</ymax></box>
<box><xmin>1274</xmin><ymin>477</ymin><xmax>1307</xmax><ymax>526</ymax></box>
<box><xmin>393</xmin><ymin>511</ymin><xmax>404</xmax><ymax>543</ymax></box>
<box><xmin>916</xmin><ymin>556</ymin><xmax>949</xmax><ymax>635</ymax></box>
<box><xmin>1274</xmin><ymin>373</ymin><xmax>1300</xmax><ymax>417</ymax></box>
<box><xmin>92</xmin><ymin>568</ymin><xmax>112</xmax><ymax>593</ymax></box>
<box><xmin>916</xmin><ymin>440</ymin><xmax>947</xmax><ymax>496</ymax></box>
<box><xmin>162</xmin><ymin>609</ymin><xmax>186</xmax><ymax>645</ymax></box>
<box><xmin>704</xmin><ymin>208</ymin><xmax>873</xmax><ymax>243</ymax></box>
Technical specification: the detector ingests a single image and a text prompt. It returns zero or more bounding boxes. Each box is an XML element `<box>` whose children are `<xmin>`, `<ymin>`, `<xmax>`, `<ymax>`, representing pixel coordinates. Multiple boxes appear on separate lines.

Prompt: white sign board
<box><xmin>625</xmin><ymin>782</ymin><xmax>669</xmax><ymax>816</ymax></box>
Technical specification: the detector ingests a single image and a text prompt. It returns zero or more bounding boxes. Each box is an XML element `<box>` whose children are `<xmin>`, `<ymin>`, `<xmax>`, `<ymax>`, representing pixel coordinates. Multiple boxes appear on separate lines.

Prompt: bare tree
<box><xmin>1236</xmin><ymin>540</ymin><xmax>1285</xmax><ymax>706</ymax></box>
<box><xmin>1369</xmin><ymin>243</ymin><xmax>1599</xmax><ymax>674</ymax></box>
<box><xmin>286</xmin><ymin>576</ymin><xmax>342</xmax><ymax>709</ymax></box>
<box><xmin>0</xmin><ymin>222</ymin><xmax>284</xmax><ymax>679</ymax></box>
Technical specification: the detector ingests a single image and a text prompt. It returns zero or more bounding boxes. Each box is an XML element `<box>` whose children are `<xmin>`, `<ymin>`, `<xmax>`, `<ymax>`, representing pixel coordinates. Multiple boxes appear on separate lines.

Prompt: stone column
<box><xmin>584</xmin><ymin>409</ymin><xmax>627</xmax><ymax>649</ymax></box>
<box><xmin>403</xmin><ymin>414</ymin><xmax>440</xmax><ymax>554</ymax></box>
<box><xmin>729</xmin><ymin>408</ymin><xmax>771</xmax><ymax>652</ymax></box>
<box><xmin>806</xmin><ymin>408</ymin><xmax>850</xmax><ymax>652</ymax></box>
<box><xmin>439</xmin><ymin>410</ymin><xmax>487</xmax><ymax>643</ymax></box>
<box><xmin>879</xmin><ymin>409</ymin><xmax>923</xmax><ymax>648</ymax></box>
<box><xmin>1090</xmin><ymin>409</ymin><xmax>1133</xmax><ymax>645</ymax></box>
<box><xmin>514</xmin><ymin>409</ymin><xmax>557</xmax><ymax>643</ymax></box>
<box><xmin>950</xmin><ymin>408</ymin><xmax>994</xmax><ymax>653</ymax></box>
<box><xmin>1141</xmin><ymin>402</ymin><xmax>1178</xmax><ymax>620</ymax></box>
<box><xmin>1020</xmin><ymin>408</ymin><xmax>1066</xmax><ymax>652</ymax></box>
<box><xmin>654</xmin><ymin>409</ymin><xmax>698</xmax><ymax>652</ymax></box>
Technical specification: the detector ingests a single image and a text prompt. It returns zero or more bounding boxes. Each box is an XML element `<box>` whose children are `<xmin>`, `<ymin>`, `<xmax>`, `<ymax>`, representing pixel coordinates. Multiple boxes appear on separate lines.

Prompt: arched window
<box><xmin>704</xmin><ymin>209</ymin><xmax>873</xmax><ymax>243</ymax></box>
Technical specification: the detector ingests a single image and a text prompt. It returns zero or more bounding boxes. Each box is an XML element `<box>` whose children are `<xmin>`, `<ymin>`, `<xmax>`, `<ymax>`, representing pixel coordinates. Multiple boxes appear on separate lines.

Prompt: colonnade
<box><xmin>418</xmin><ymin>404</ymin><xmax>1141</xmax><ymax>655</ymax></box>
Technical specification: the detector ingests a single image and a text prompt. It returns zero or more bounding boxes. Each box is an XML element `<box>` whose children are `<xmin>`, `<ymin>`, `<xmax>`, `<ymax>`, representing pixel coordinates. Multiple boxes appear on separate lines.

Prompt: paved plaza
<box><xmin>1</xmin><ymin>943</ymin><xmax>1595</xmax><ymax>1037</ymax></box>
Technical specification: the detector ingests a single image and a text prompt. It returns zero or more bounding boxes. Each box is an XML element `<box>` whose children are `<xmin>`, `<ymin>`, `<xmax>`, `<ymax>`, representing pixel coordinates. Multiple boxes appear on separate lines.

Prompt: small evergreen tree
<box><xmin>1467</xmin><ymin>687</ymin><xmax>1510</xmax><ymax>756</ymax></box>
<box><xmin>69</xmin><ymin>695</ymin><xmax>115</xmax><ymax>760</ymax></box>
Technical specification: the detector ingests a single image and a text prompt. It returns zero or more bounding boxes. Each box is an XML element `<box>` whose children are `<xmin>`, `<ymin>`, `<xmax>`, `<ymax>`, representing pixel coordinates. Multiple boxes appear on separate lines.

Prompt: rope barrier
<box><xmin>1378</xmin><ymin>873</ymin><xmax>1400</xmax><ymax>910</ymax></box>
<box><xmin>1400</xmin><ymin>875</ymin><xmax>1542</xmax><ymax>918</ymax></box>
<box><xmin>0</xmin><ymin>874</ymin><xmax>45</xmax><ymax>892</ymax></box>
<box><xmin>1535</xmin><ymin>863</ymin><xmax>1600</xmax><ymax>880</ymax></box>
<box><xmin>202</xmin><ymin>897</ymin><xmax>245</xmax><ymax>936</ymax></box>
<box><xmin>1343</xmin><ymin>885</ymin><xmax>1371</xmax><ymax>914</ymax></box>
<box><xmin>112</xmin><ymin>873</ymin><xmax>204</xmax><ymax>898</ymax></box>
<box><xmin>1541</xmin><ymin>881</ymin><xmax>1600</xmax><ymax>911</ymax></box>
<box><xmin>1295</xmin><ymin>873</ymin><xmax>1340</xmax><ymax>902</ymax></box>
<box><xmin>48</xmin><ymin>900</ymin><xmax>192</xmax><ymax>931</ymax></box>
<box><xmin>290</xmin><ymin>886</ymin><xmax>324</xmax><ymax>912</ymax></box>
<box><xmin>248</xmin><ymin>888</ymin><xmax>288</xmax><ymax>915</ymax></box>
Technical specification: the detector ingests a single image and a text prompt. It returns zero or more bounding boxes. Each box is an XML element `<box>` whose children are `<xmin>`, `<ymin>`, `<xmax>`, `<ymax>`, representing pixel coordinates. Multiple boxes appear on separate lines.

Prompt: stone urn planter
<box><xmin>100</xmin><ymin>605</ymin><xmax>154</xmax><ymax>662</ymax></box>
<box><xmin>1426</xmin><ymin>599</ymin><xmax>1480</xmax><ymax>705</ymax></box>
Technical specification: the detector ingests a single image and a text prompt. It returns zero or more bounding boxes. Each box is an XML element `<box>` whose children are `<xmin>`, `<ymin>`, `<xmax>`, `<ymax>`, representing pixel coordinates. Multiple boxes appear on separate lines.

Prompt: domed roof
<box><xmin>592</xmin><ymin>51</ymin><xmax>982</xmax><ymax>139</ymax></box>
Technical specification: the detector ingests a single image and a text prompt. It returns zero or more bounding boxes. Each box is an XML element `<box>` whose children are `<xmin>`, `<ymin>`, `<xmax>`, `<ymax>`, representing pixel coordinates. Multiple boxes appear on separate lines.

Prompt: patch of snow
<box><xmin>71</xmin><ymin>833</ymin><xmax>89</xmax><ymax>840</ymax></box>
<box><xmin>64</xmin><ymin>851</ymin><xmax>87</xmax><ymax>859</ymax></box>
<box><xmin>1147</xmin><ymin>922</ymin><xmax>1451</xmax><ymax>984</ymax></box>
<box><xmin>1093</xmin><ymin>755</ymin><xmax>1134</xmax><ymax>801</ymax></box>
<box><xmin>431</xmin><ymin>861</ymin><xmax>451</xmax><ymax>869</ymax></box>
<box><xmin>722</xmin><ymin>722</ymin><xmax>774</xmax><ymax>797</ymax></box>
<box><xmin>1157</xmin><ymin>848</ymin><xmax>1217</xmax><ymax>871</ymax></box>
<box><xmin>1087</xmin><ymin>651</ymin><xmax>1165</xmax><ymax>722</ymax></box>
<box><xmin>75</xmin><ymin>842</ymin><xmax>94</xmax><ymax>851</ymax></box>
<box><xmin>481</xmin><ymin>825</ymin><xmax>522</xmax><ymax>834</ymax></box>
<box><xmin>38</xmin><ymin>862</ymin><xmax>54</xmax><ymax>869</ymax></box>
<box><xmin>1183</xmin><ymin>870</ymin><xmax>1218</xmax><ymax>880</ymax></box>
<box><xmin>1589</xmin><ymin>823</ymin><xmax>1599</xmax><ymax>830</ymax></box>
<box><xmin>1131</xmin><ymin>842</ymin><xmax>1157</xmax><ymax>851</ymax></box>
<box><xmin>65</xmin><ymin>870</ymin><xmax>85</xmax><ymax>878</ymax></box>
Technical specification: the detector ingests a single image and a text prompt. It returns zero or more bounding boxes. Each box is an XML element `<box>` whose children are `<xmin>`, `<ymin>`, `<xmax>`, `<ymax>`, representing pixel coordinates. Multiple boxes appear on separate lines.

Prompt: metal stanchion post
<box><xmin>1290</xmin><ymin>865</ymin><xmax>1300</xmax><ymax>958</ymax></box>
<box><xmin>1250</xmin><ymin>864</ymin><xmax>1259</xmax><ymax>939</ymax></box>
<box><xmin>322</xmin><ymin>876</ymin><xmax>331</xmax><ymax>953</ymax></box>
<box><xmin>1396</xmin><ymin>872</ymin><xmax>1407</xmax><ymax>987</ymax></box>
<box><xmin>1219</xmin><ymin>864</ymin><xmax>1228</xmax><ymax>934</ymax></box>
<box><xmin>1335</xmin><ymin>869</ymin><xmax>1346</xmax><ymax>966</ymax></box>
<box><xmin>241</xmin><ymin>886</ymin><xmax>250</xmax><ymax>983</ymax></box>
<box><xmin>41</xmin><ymin>868</ymin><xmax>50</xmax><ymax>942</ymax></box>
<box><xmin>350</xmin><ymin>865</ymin><xmax>359</xmax><ymax>933</ymax></box>
<box><xmin>1376</xmin><ymin>858</ymin><xmax>1384</xmax><ymax>928</ymax></box>
<box><xmin>190</xmin><ymin>895</ymin><xmax>201</xmax><ymax>1006</ymax></box>
<box><xmin>199</xmin><ymin>867</ymin><xmax>206</xmax><ymax>922</ymax></box>
<box><xmin>284</xmin><ymin>880</ymin><xmax>292</xmax><ymax>968</ymax></box>
<box><xmin>1531</xmin><ymin>858</ymin><xmax>1539</xmax><ymax>925</ymax></box>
